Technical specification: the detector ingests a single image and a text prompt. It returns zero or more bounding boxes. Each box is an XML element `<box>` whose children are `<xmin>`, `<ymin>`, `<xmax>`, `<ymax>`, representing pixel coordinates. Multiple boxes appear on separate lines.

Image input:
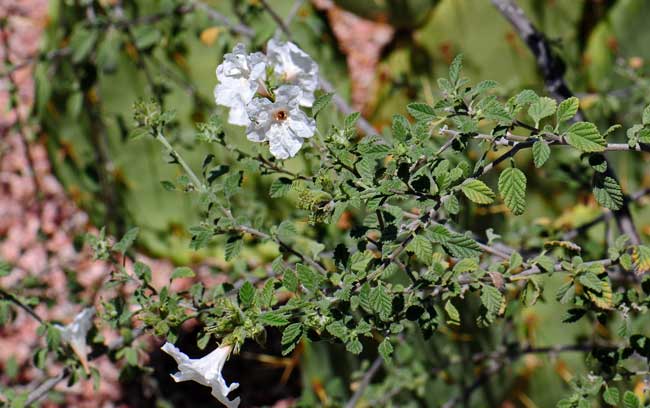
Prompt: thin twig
<box><xmin>188</xmin><ymin>0</ymin><xmax>254</xmax><ymax>37</ymax></box>
<box><xmin>0</xmin><ymin>288</ymin><xmax>44</xmax><ymax>324</ymax></box>
<box><xmin>344</xmin><ymin>356</ymin><xmax>384</xmax><ymax>408</ymax></box>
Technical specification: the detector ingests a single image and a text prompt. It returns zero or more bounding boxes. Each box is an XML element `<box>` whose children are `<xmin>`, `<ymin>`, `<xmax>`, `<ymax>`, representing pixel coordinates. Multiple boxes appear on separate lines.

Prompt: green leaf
<box><xmin>312</xmin><ymin>93</ymin><xmax>333</xmax><ymax>117</ymax></box>
<box><xmin>461</xmin><ymin>179</ymin><xmax>495</xmax><ymax>204</ymax></box>
<box><xmin>528</xmin><ymin>97</ymin><xmax>557</xmax><ymax>127</ymax></box>
<box><xmin>296</xmin><ymin>264</ymin><xmax>322</xmax><ymax>292</ymax></box>
<box><xmin>521</xmin><ymin>279</ymin><xmax>542</xmax><ymax>306</ymax></box>
<box><xmin>132</xmin><ymin>25</ymin><xmax>161</xmax><ymax>50</ymax></box>
<box><xmin>407</xmin><ymin>102</ymin><xmax>436</xmax><ymax>122</ymax></box>
<box><xmin>70</xmin><ymin>27</ymin><xmax>99</xmax><ymax>63</ymax></box>
<box><xmin>346</xmin><ymin>337</ymin><xmax>363</xmax><ymax>354</ymax></box>
<box><xmin>482</xmin><ymin>98</ymin><xmax>512</xmax><ymax>123</ymax></box>
<box><xmin>269</xmin><ymin>177</ymin><xmax>293</xmax><ymax>198</ymax></box>
<box><xmin>428</xmin><ymin>225</ymin><xmax>482</xmax><ymax>258</ymax></box>
<box><xmin>134</xmin><ymin>262</ymin><xmax>152</xmax><ymax>284</ymax></box>
<box><xmin>96</xmin><ymin>30</ymin><xmax>121</xmax><ymax>73</ymax></box>
<box><xmin>556</xmin><ymin>97</ymin><xmax>580</xmax><ymax>125</ymax></box>
<box><xmin>565</xmin><ymin>122</ymin><xmax>606</xmax><ymax>152</ymax></box>
<box><xmin>112</xmin><ymin>227</ymin><xmax>139</xmax><ymax>255</ymax></box>
<box><xmin>578</xmin><ymin>272</ymin><xmax>602</xmax><ymax>292</ymax></box>
<box><xmin>378</xmin><ymin>338</ymin><xmax>394</xmax><ymax>362</ymax></box>
<box><xmin>449</xmin><ymin>54</ymin><xmax>463</xmax><ymax>84</ymax></box>
<box><xmin>453</xmin><ymin>258</ymin><xmax>478</xmax><ymax>273</ymax></box>
<box><xmin>633</xmin><ymin>245</ymin><xmax>650</xmax><ymax>274</ymax></box>
<box><xmin>407</xmin><ymin>235</ymin><xmax>433</xmax><ymax>263</ymax></box>
<box><xmin>442</xmin><ymin>195</ymin><xmax>460</xmax><ymax>214</ymax></box>
<box><xmin>225</xmin><ymin>235</ymin><xmax>243</xmax><ymax>261</ymax></box>
<box><xmin>171</xmin><ymin>266</ymin><xmax>195</xmax><ymax>280</ymax></box>
<box><xmin>281</xmin><ymin>323</ymin><xmax>303</xmax><ymax>355</ymax></box>
<box><xmin>498</xmin><ymin>167</ymin><xmax>527</xmax><ymax>215</ymax></box>
<box><xmin>481</xmin><ymin>285</ymin><xmax>503</xmax><ymax>317</ymax></box>
<box><xmin>603</xmin><ymin>387</ymin><xmax>619</xmax><ymax>405</ymax></box>
<box><xmin>258</xmin><ymin>311</ymin><xmax>290</xmax><ymax>327</ymax></box>
<box><xmin>239</xmin><ymin>281</ymin><xmax>255</xmax><ymax>307</ymax></box>
<box><xmin>593</xmin><ymin>175</ymin><xmax>623</xmax><ymax>210</ymax></box>
<box><xmin>444</xmin><ymin>300</ymin><xmax>460</xmax><ymax>326</ymax></box>
<box><xmin>283</xmin><ymin>269</ymin><xmax>299</xmax><ymax>292</ymax></box>
<box><xmin>622</xmin><ymin>391</ymin><xmax>640</xmax><ymax>408</ymax></box>
<box><xmin>356</xmin><ymin>157</ymin><xmax>376</xmax><ymax>180</ymax></box>
<box><xmin>344</xmin><ymin>112</ymin><xmax>361</xmax><ymax>129</ymax></box>
<box><xmin>392</xmin><ymin>114</ymin><xmax>410</xmax><ymax>141</ymax></box>
<box><xmin>514</xmin><ymin>89</ymin><xmax>538</xmax><ymax>107</ymax></box>
<box><xmin>532</xmin><ymin>140</ymin><xmax>550</xmax><ymax>168</ymax></box>
<box><xmin>160</xmin><ymin>180</ymin><xmax>176</xmax><ymax>191</ymax></box>
<box><xmin>643</xmin><ymin>104</ymin><xmax>650</xmax><ymax>125</ymax></box>
<box><xmin>369</xmin><ymin>285</ymin><xmax>392</xmax><ymax>321</ymax></box>
<box><xmin>325</xmin><ymin>321</ymin><xmax>347</xmax><ymax>340</ymax></box>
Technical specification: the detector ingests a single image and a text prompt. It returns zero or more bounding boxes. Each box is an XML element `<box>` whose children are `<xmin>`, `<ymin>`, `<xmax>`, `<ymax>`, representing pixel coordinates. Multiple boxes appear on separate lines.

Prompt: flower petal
<box><xmin>286</xmin><ymin>109</ymin><xmax>315</xmax><ymax>140</ymax></box>
<box><xmin>268</xmin><ymin>124</ymin><xmax>304</xmax><ymax>159</ymax></box>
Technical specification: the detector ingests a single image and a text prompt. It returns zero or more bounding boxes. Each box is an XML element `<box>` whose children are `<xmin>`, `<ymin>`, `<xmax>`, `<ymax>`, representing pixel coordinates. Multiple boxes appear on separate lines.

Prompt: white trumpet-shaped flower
<box><xmin>214</xmin><ymin>43</ymin><xmax>267</xmax><ymax>126</ymax></box>
<box><xmin>161</xmin><ymin>342</ymin><xmax>240</xmax><ymax>408</ymax></box>
<box><xmin>246</xmin><ymin>85</ymin><xmax>316</xmax><ymax>159</ymax></box>
<box><xmin>266</xmin><ymin>38</ymin><xmax>319</xmax><ymax>107</ymax></box>
<box><xmin>55</xmin><ymin>307</ymin><xmax>95</xmax><ymax>373</ymax></box>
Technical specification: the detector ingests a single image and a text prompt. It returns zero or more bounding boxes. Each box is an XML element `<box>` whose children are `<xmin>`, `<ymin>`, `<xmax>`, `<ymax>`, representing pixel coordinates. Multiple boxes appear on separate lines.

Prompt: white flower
<box><xmin>55</xmin><ymin>307</ymin><xmax>95</xmax><ymax>373</ymax></box>
<box><xmin>246</xmin><ymin>85</ymin><xmax>316</xmax><ymax>159</ymax></box>
<box><xmin>214</xmin><ymin>43</ymin><xmax>267</xmax><ymax>126</ymax></box>
<box><xmin>161</xmin><ymin>342</ymin><xmax>240</xmax><ymax>408</ymax></box>
<box><xmin>267</xmin><ymin>38</ymin><xmax>319</xmax><ymax>107</ymax></box>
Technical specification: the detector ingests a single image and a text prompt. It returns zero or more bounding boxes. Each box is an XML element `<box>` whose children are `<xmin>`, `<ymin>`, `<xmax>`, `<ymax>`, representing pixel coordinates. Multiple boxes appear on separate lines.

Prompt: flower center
<box><xmin>274</xmin><ymin>109</ymin><xmax>289</xmax><ymax>121</ymax></box>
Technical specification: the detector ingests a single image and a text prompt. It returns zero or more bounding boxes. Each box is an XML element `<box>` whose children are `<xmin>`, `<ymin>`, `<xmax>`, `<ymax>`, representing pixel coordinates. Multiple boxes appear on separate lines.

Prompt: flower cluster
<box><xmin>214</xmin><ymin>39</ymin><xmax>319</xmax><ymax>159</ymax></box>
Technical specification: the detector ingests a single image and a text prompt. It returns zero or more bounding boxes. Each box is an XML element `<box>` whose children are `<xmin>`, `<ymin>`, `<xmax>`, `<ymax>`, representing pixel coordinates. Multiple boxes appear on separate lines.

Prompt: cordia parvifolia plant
<box><xmin>5</xmin><ymin>1</ymin><xmax>650</xmax><ymax>407</ymax></box>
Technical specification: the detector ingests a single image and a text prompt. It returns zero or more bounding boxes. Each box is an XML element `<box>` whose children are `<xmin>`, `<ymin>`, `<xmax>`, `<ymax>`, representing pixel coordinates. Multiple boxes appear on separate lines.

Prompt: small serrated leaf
<box><xmin>407</xmin><ymin>235</ymin><xmax>433</xmax><ymax>263</ymax></box>
<box><xmin>633</xmin><ymin>245</ymin><xmax>650</xmax><ymax>275</ymax></box>
<box><xmin>312</xmin><ymin>93</ymin><xmax>333</xmax><ymax>117</ymax></box>
<box><xmin>565</xmin><ymin>122</ymin><xmax>606</xmax><ymax>152</ymax></box>
<box><xmin>532</xmin><ymin>140</ymin><xmax>550</xmax><ymax>168</ymax></box>
<box><xmin>622</xmin><ymin>391</ymin><xmax>640</xmax><ymax>408</ymax></box>
<box><xmin>603</xmin><ymin>387</ymin><xmax>619</xmax><ymax>406</ymax></box>
<box><xmin>528</xmin><ymin>96</ymin><xmax>557</xmax><ymax>126</ymax></box>
<box><xmin>239</xmin><ymin>281</ymin><xmax>255</xmax><ymax>307</ymax></box>
<box><xmin>407</xmin><ymin>102</ymin><xmax>436</xmax><ymax>122</ymax></box>
<box><xmin>498</xmin><ymin>167</ymin><xmax>527</xmax><ymax>215</ymax></box>
<box><xmin>378</xmin><ymin>338</ymin><xmax>394</xmax><ymax>362</ymax></box>
<box><xmin>556</xmin><ymin>97</ymin><xmax>579</xmax><ymax>125</ymax></box>
<box><xmin>112</xmin><ymin>227</ymin><xmax>139</xmax><ymax>255</ymax></box>
<box><xmin>444</xmin><ymin>300</ymin><xmax>460</xmax><ymax>326</ymax></box>
<box><xmin>281</xmin><ymin>323</ymin><xmax>303</xmax><ymax>355</ymax></box>
<box><xmin>461</xmin><ymin>178</ymin><xmax>495</xmax><ymax>204</ymax></box>
<box><xmin>593</xmin><ymin>175</ymin><xmax>623</xmax><ymax>210</ymax></box>
<box><xmin>369</xmin><ymin>285</ymin><xmax>392</xmax><ymax>321</ymax></box>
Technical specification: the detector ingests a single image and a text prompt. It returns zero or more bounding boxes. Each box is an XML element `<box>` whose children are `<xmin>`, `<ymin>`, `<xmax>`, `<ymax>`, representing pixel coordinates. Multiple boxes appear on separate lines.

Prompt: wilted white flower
<box><xmin>267</xmin><ymin>38</ymin><xmax>319</xmax><ymax>107</ymax></box>
<box><xmin>246</xmin><ymin>85</ymin><xmax>316</xmax><ymax>159</ymax></box>
<box><xmin>56</xmin><ymin>307</ymin><xmax>95</xmax><ymax>373</ymax></box>
<box><xmin>214</xmin><ymin>43</ymin><xmax>267</xmax><ymax>126</ymax></box>
<box><xmin>161</xmin><ymin>342</ymin><xmax>240</xmax><ymax>408</ymax></box>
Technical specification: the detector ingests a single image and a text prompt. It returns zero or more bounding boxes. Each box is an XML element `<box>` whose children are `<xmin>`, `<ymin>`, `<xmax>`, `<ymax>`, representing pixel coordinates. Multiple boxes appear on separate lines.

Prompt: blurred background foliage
<box><xmin>29</xmin><ymin>0</ymin><xmax>650</xmax><ymax>405</ymax></box>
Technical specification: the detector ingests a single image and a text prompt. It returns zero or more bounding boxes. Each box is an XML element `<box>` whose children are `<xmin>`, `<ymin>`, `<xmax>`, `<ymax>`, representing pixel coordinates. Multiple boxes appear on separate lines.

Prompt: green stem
<box><xmin>155</xmin><ymin>131</ymin><xmax>204</xmax><ymax>191</ymax></box>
